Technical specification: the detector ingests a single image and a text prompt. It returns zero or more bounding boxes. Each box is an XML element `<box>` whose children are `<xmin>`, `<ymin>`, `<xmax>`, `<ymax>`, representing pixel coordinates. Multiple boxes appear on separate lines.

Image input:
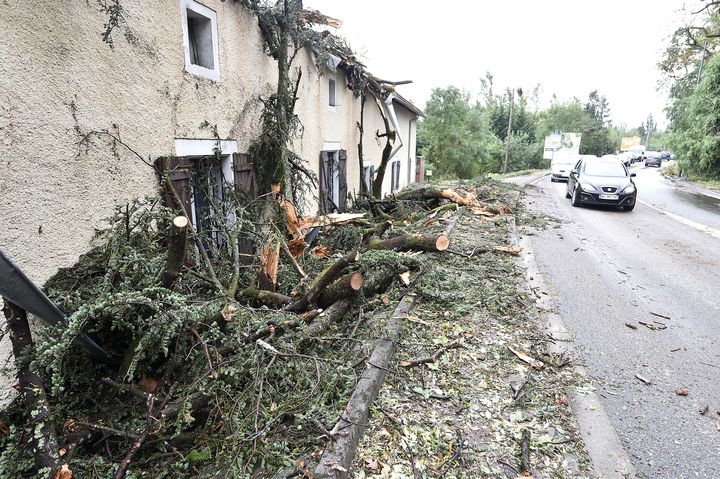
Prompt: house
<box><xmin>0</xmin><ymin>0</ymin><xmax>424</xmax><ymax>289</ymax></box>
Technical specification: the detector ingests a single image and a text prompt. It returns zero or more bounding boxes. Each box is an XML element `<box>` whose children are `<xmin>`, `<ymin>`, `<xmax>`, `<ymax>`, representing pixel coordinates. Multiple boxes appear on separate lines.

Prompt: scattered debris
<box><xmin>625</xmin><ymin>322</ymin><xmax>638</xmax><ymax>330</ymax></box>
<box><xmin>649</xmin><ymin>311</ymin><xmax>671</xmax><ymax>320</ymax></box>
<box><xmin>635</xmin><ymin>374</ymin><xmax>652</xmax><ymax>385</ymax></box>
<box><xmin>399</xmin><ymin>338</ymin><xmax>464</xmax><ymax>368</ymax></box>
<box><xmin>675</xmin><ymin>387</ymin><xmax>689</xmax><ymax>396</ymax></box>
<box><xmin>638</xmin><ymin>320</ymin><xmax>667</xmax><ymax>331</ymax></box>
<box><xmin>495</xmin><ymin>245</ymin><xmax>524</xmax><ymax>255</ymax></box>
<box><xmin>508</xmin><ymin>345</ymin><xmax>545</xmax><ymax>370</ymax></box>
<box><xmin>700</xmin><ymin>404</ymin><xmax>709</xmax><ymax>415</ymax></box>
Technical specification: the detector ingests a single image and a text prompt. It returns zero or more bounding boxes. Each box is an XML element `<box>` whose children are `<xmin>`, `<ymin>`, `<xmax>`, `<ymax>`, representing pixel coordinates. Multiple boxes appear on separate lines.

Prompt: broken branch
<box><xmin>399</xmin><ymin>338</ymin><xmax>463</xmax><ymax>368</ymax></box>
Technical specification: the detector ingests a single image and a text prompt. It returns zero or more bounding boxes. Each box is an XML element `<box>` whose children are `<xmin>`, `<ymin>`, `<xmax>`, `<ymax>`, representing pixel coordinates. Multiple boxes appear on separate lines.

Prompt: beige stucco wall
<box><xmin>0</xmin><ymin>1</ymin><xmax>419</xmax><ymax>399</ymax></box>
<box><xmin>0</xmin><ymin>0</ymin><xmax>278</xmax><ymax>285</ymax></box>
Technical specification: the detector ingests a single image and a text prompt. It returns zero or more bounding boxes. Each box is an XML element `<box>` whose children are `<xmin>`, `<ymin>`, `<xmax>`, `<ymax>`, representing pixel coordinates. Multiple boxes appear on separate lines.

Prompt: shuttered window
<box><xmin>318</xmin><ymin>149</ymin><xmax>348</xmax><ymax>213</ymax></box>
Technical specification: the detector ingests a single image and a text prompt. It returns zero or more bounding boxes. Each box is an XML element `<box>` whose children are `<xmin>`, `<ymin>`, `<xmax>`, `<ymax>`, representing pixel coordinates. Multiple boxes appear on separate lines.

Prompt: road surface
<box><xmin>523</xmin><ymin>163</ymin><xmax>720</xmax><ymax>478</ymax></box>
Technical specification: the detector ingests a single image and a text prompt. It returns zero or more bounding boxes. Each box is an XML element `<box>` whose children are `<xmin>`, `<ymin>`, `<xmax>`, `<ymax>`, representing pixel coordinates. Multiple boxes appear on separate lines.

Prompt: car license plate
<box><xmin>599</xmin><ymin>194</ymin><xmax>619</xmax><ymax>200</ymax></box>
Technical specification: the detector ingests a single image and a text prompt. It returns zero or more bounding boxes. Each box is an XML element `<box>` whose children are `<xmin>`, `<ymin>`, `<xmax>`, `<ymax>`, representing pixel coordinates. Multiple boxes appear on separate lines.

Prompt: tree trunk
<box><xmin>2</xmin><ymin>299</ymin><xmax>61</xmax><ymax>476</ymax></box>
<box><xmin>238</xmin><ymin>287</ymin><xmax>293</xmax><ymax>307</ymax></box>
<box><xmin>372</xmin><ymin>96</ymin><xmax>395</xmax><ymax>199</ymax></box>
<box><xmin>313</xmin><ymin>294</ymin><xmax>416</xmax><ymax>478</ymax></box>
<box><xmin>372</xmin><ymin>130</ymin><xmax>394</xmax><ymax>199</ymax></box>
<box><xmin>159</xmin><ymin>216</ymin><xmax>188</xmax><ymax>289</ymax></box>
<box><xmin>302</xmin><ymin>298</ymin><xmax>353</xmax><ymax>340</ymax></box>
<box><xmin>284</xmin><ymin>249</ymin><xmax>360</xmax><ymax>313</ymax></box>
<box><xmin>362</xmin><ymin>220</ymin><xmax>392</xmax><ymax>243</ymax></box>
<box><xmin>358</xmin><ymin>94</ymin><xmax>367</xmax><ymax>195</ymax></box>
<box><xmin>318</xmin><ymin>272</ymin><xmax>363</xmax><ymax>309</ymax></box>
<box><xmin>365</xmin><ymin>233</ymin><xmax>449</xmax><ymax>253</ymax></box>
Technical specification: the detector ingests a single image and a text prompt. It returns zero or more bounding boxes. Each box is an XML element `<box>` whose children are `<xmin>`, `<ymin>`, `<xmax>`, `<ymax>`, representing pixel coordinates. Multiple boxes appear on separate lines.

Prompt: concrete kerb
<box><xmin>664</xmin><ymin>175</ymin><xmax>720</xmax><ymax>201</ymax></box>
<box><xmin>506</xmin><ymin>183</ymin><xmax>637</xmax><ymax>479</ymax></box>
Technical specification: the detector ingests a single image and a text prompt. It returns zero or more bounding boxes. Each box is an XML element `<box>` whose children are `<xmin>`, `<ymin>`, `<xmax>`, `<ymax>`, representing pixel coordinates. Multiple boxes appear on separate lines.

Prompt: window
<box><xmin>362</xmin><ymin>163</ymin><xmax>374</xmax><ymax>193</ymax></box>
<box><xmin>166</xmin><ymin>140</ymin><xmax>238</xmax><ymax>251</ymax></box>
<box><xmin>391</xmin><ymin>160</ymin><xmax>401</xmax><ymax>193</ymax></box>
<box><xmin>181</xmin><ymin>0</ymin><xmax>220</xmax><ymax>81</ymax></box>
<box><xmin>328</xmin><ymin>74</ymin><xmax>337</xmax><ymax>110</ymax></box>
<box><xmin>319</xmin><ymin>149</ymin><xmax>348</xmax><ymax>213</ymax></box>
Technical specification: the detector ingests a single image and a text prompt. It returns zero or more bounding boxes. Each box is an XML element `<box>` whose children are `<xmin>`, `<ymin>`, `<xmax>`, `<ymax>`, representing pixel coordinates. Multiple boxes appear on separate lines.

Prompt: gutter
<box><xmin>383</xmin><ymin>94</ymin><xmax>403</xmax><ymax>161</ymax></box>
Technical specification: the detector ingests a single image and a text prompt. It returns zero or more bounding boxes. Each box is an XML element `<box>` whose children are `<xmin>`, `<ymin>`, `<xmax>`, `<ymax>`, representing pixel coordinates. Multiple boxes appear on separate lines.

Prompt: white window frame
<box><xmin>328</xmin><ymin>73</ymin><xmax>337</xmax><ymax>112</ymax></box>
<box><xmin>174</xmin><ymin>138</ymin><xmax>237</xmax><ymax>228</ymax></box>
<box><xmin>180</xmin><ymin>0</ymin><xmax>220</xmax><ymax>81</ymax></box>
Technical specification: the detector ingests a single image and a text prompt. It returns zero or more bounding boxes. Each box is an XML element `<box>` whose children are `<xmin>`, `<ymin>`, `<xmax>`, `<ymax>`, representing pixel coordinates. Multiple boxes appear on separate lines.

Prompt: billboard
<box><xmin>620</xmin><ymin>136</ymin><xmax>642</xmax><ymax>151</ymax></box>
<box><xmin>544</xmin><ymin>132</ymin><xmax>581</xmax><ymax>159</ymax></box>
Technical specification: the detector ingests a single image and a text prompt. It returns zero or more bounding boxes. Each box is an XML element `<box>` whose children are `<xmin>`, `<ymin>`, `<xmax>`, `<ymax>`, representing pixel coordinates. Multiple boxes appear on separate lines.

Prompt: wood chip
<box><xmin>494</xmin><ymin>246</ymin><xmax>523</xmax><ymax>255</ymax></box>
<box><xmin>675</xmin><ymin>387</ymin><xmax>689</xmax><ymax>396</ymax></box>
<box><xmin>625</xmin><ymin>322</ymin><xmax>638</xmax><ymax>330</ymax></box>
<box><xmin>508</xmin><ymin>345</ymin><xmax>545</xmax><ymax>370</ymax></box>
<box><xmin>635</xmin><ymin>374</ymin><xmax>651</xmax><ymax>385</ymax></box>
<box><xmin>700</xmin><ymin>404</ymin><xmax>709</xmax><ymax>415</ymax></box>
<box><xmin>398</xmin><ymin>271</ymin><xmax>411</xmax><ymax>286</ymax></box>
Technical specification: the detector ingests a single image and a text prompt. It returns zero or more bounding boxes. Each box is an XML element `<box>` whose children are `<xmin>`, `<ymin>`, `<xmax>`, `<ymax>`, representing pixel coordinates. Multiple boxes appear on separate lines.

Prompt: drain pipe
<box><xmin>383</xmin><ymin>93</ymin><xmax>403</xmax><ymax>160</ymax></box>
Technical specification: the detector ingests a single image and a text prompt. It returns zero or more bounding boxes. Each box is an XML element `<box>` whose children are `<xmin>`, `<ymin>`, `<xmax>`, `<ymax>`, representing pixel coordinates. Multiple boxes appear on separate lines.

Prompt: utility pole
<box><xmin>503</xmin><ymin>88</ymin><xmax>515</xmax><ymax>174</ymax></box>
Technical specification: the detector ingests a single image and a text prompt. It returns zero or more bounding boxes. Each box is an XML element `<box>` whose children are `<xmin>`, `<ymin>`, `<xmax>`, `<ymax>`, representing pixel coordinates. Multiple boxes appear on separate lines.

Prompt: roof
<box><xmin>391</xmin><ymin>92</ymin><xmax>425</xmax><ymax>118</ymax></box>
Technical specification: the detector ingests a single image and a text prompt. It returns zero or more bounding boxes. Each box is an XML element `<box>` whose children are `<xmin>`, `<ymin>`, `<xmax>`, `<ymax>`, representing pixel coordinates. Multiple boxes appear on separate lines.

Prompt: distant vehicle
<box><xmin>600</xmin><ymin>153</ymin><xmax>627</xmax><ymax>165</ymax></box>
<box><xmin>645</xmin><ymin>151</ymin><xmax>662</xmax><ymax>167</ymax></box>
<box><xmin>616</xmin><ymin>152</ymin><xmax>633</xmax><ymax>166</ymax></box>
<box><xmin>659</xmin><ymin>151</ymin><xmax>672</xmax><ymax>161</ymax></box>
<box><xmin>626</xmin><ymin>145</ymin><xmax>646</xmax><ymax>163</ymax></box>
<box><xmin>550</xmin><ymin>154</ymin><xmax>579</xmax><ymax>182</ymax></box>
<box><xmin>565</xmin><ymin>157</ymin><xmax>637</xmax><ymax>211</ymax></box>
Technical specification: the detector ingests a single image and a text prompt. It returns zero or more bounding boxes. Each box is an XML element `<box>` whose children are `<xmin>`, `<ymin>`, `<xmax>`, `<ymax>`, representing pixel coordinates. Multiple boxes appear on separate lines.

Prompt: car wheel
<box><xmin>571</xmin><ymin>187</ymin><xmax>581</xmax><ymax>207</ymax></box>
<box><xmin>645</xmin><ymin>162</ymin><xmax>649</xmax><ymax>167</ymax></box>
<box><xmin>624</xmin><ymin>204</ymin><xmax>635</xmax><ymax>211</ymax></box>
<box><xmin>565</xmin><ymin>186</ymin><xmax>571</xmax><ymax>199</ymax></box>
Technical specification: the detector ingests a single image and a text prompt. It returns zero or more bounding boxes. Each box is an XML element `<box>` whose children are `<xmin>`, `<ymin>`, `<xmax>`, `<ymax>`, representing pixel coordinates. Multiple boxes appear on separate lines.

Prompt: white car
<box><xmin>551</xmin><ymin>154</ymin><xmax>580</xmax><ymax>182</ymax></box>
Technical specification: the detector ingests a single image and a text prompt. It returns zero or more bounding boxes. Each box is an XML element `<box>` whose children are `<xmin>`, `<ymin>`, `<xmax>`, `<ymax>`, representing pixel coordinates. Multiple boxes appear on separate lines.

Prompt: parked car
<box><xmin>565</xmin><ymin>157</ymin><xmax>637</xmax><ymax>211</ymax></box>
<box><xmin>660</xmin><ymin>151</ymin><xmax>672</xmax><ymax>161</ymax></box>
<box><xmin>645</xmin><ymin>151</ymin><xmax>662</xmax><ymax>167</ymax></box>
<box><xmin>550</xmin><ymin>154</ymin><xmax>579</xmax><ymax>182</ymax></box>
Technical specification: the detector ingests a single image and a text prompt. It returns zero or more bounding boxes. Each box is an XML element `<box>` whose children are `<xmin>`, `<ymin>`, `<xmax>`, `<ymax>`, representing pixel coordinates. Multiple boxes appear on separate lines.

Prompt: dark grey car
<box><xmin>645</xmin><ymin>151</ymin><xmax>662</xmax><ymax>167</ymax></box>
<box><xmin>565</xmin><ymin>158</ymin><xmax>637</xmax><ymax>211</ymax></box>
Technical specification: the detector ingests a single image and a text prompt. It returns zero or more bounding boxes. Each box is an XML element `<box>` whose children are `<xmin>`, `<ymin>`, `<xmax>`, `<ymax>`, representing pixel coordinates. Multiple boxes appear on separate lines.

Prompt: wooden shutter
<box><xmin>161</xmin><ymin>156</ymin><xmax>193</xmax><ymax>220</ymax></box>
<box><xmin>319</xmin><ymin>151</ymin><xmax>329</xmax><ymax>214</ymax></box>
<box><xmin>232</xmin><ymin>153</ymin><xmax>255</xmax><ymax>198</ymax></box>
<box><xmin>338</xmin><ymin>149</ymin><xmax>348</xmax><ymax>212</ymax></box>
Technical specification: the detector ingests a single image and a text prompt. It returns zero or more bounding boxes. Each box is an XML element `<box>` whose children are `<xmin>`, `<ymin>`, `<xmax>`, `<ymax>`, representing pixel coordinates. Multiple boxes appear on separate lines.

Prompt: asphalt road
<box><xmin>523</xmin><ymin>163</ymin><xmax>720</xmax><ymax>478</ymax></box>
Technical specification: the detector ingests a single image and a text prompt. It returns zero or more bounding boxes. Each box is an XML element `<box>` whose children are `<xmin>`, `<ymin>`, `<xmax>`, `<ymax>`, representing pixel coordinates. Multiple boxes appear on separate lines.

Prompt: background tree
<box><xmin>660</xmin><ymin>1</ymin><xmax>720</xmax><ymax>177</ymax></box>
<box><xmin>417</xmin><ymin>86</ymin><xmax>503</xmax><ymax>178</ymax></box>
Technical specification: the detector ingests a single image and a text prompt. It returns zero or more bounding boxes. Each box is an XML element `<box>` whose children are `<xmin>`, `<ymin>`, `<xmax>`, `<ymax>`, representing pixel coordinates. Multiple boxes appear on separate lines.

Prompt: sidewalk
<box><xmin>665</xmin><ymin>174</ymin><xmax>720</xmax><ymax>200</ymax></box>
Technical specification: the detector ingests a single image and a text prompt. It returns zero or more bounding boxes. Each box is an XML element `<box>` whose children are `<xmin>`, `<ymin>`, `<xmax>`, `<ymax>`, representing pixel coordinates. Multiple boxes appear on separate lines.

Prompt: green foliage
<box><xmin>535</xmin><ymin>99</ymin><xmax>589</xmax><ymax>141</ymax></box>
<box><xmin>418</xmin><ymin>87</ymin><xmax>503</xmax><ymax>178</ymax></box>
<box><xmin>669</xmin><ymin>53</ymin><xmax>720</xmax><ymax>178</ymax></box>
<box><xmin>661</xmin><ymin>4</ymin><xmax>720</xmax><ymax>178</ymax></box>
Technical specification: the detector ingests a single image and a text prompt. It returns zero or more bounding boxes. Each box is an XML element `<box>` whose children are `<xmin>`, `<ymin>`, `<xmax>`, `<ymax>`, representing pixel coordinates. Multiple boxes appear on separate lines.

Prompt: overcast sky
<box><xmin>303</xmin><ymin>0</ymin><xmax>697</xmax><ymax>130</ymax></box>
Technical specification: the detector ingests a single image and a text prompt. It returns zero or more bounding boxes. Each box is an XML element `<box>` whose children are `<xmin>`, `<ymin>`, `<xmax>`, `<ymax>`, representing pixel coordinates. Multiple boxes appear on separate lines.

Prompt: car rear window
<box><xmin>583</xmin><ymin>161</ymin><xmax>627</xmax><ymax>177</ymax></box>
